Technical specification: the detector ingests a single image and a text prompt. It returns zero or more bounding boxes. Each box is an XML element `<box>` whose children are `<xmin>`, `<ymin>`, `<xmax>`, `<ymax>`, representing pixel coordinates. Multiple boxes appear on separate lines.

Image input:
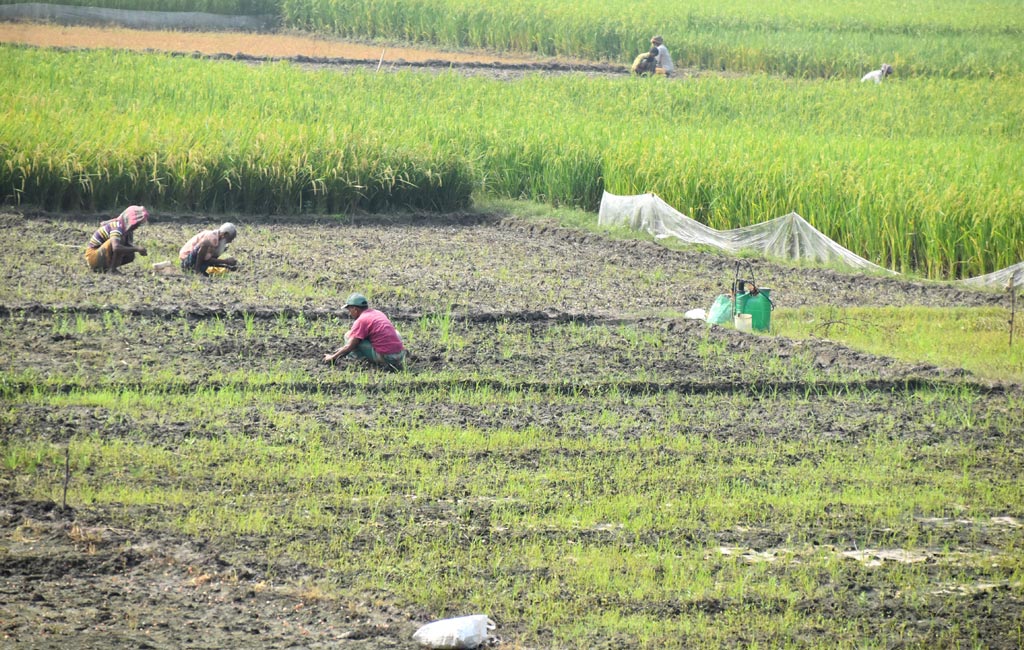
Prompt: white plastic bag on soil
<box><xmin>412</xmin><ymin>614</ymin><xmax>495</xmax><ymax>649</ymax></box>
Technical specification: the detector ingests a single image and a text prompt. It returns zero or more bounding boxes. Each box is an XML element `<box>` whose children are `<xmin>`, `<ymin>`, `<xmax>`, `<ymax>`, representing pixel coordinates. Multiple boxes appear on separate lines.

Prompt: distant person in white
<box><xmin>651</xmin><ymin>35</ymin><xmax>674</xmax><ymax>77</ymax></box>
<box><xmin>861</xmin><ymin>63</ymin><xmax>894</xmax><ymax>83</ymax></box>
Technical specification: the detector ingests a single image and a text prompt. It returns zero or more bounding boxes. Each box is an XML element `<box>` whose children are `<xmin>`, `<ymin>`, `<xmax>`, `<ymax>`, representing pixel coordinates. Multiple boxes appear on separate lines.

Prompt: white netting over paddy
<box><xmin>598</xmin><ymin>192</ymin><xmax>1021</xmax><ymax>288</ymax></box>
<box><xmin>961</xmin><ymin>262</ymin><xmax>1024</xmax><ymax>290</ymax></box>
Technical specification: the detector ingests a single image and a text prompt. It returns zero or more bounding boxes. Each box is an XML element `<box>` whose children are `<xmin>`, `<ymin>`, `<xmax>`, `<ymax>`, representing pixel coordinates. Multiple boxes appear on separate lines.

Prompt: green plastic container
<box><xmin>734</xmin><ymin>292</ymin><xmax>749</xmax><ymax>316</ymax></box>
<box><xmin>742</xmin><ymin>288</ymin><xmax>772</xmax><ymax>331</ymax></box>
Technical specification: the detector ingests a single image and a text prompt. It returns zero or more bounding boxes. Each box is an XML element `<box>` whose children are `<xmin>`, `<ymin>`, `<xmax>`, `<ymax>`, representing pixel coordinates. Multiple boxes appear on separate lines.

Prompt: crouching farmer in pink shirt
<box><xmin>323</xmin><ymin>293</ymin><xmax>407</xmax><ymax>371</ymax></box>
<box><xmin>179</xmin><ymin>223</ymin><xmax>238</xmax><ymax>274</ymax></box>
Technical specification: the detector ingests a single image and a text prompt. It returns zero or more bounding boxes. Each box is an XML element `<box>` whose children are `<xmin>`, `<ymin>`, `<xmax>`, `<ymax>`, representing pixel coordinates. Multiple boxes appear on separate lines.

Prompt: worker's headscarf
<box><xmin>651</xmin><ymin>35</ymin><xmax>664</xmax><ymax>46</ymax></box>
<box><xmin>96</xmin><ymin>205</ymin><xmax>148</xmax><ymax>244</ymax></box>
<box><xmin>117</xmin><ymin>205</ymin><xmax>149</xmax><ymax>233</ymax></box>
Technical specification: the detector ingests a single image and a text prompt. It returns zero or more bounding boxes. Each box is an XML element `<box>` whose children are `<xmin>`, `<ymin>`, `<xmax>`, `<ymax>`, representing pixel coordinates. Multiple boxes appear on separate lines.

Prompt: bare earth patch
<box><xmin>0</xmin><ymin>22</ymin><xmax>608</xmax><ymax>70</ymax></box>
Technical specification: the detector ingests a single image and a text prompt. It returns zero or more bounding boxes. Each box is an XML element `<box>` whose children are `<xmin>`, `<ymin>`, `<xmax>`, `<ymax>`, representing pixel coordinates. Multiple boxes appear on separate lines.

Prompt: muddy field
<box><xmin>2</xmin><ymin>209</ymin><xmax>1022</xmax><ymax>648</ymax></box>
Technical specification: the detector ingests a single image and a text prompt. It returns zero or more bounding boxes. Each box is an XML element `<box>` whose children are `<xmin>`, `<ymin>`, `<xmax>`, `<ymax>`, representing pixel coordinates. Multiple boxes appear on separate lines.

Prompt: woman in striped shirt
<box><xmin>84</xmin><ymin>206</ymin><xmax>149</xmax><ymax>273</ymax></box>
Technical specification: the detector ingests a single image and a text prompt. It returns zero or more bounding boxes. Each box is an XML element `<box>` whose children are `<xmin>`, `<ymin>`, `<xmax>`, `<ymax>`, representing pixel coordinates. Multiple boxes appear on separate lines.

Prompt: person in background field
<box><xmin>179</xmin><ymin>223</ymin><xmax>238</xmax><ymax>274</ymax></box>
<box><xmin>861</xmin><ymin>63</ymin><xmax>894</xmax><ymax>83</ymax></box>
<box><xmin>323</xmin><ymin>293</ymin><xmax>407</xmax><ymax>371</ymax></box>
<box><xmin>651</xmin><ymin>35</ymin><xmax>674</xmax><ymax>77</ymax></box>
<box><xmin>84</xmin><ymin>205</ymin><xmax>149</xmax><ymax>273</ymax></box>
<box><xmin>631</xmin><ymin>45</ymin><xmax>661</xmax><ymax>76</ymax></box>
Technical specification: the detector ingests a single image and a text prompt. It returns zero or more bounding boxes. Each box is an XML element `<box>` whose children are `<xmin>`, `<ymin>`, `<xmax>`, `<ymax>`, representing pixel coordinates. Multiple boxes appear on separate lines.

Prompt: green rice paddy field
<box><xmin>1</xmin><ymin>1</ymin><xmax>1023</xmax><ymax>647</ymax></box>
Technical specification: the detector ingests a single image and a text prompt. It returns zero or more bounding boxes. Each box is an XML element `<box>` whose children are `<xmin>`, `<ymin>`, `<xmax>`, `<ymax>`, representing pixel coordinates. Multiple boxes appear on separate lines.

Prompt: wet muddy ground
<box><xmin>2</xmin><ymin>211</ymin><xmax>1022</xmax><ymax>648</ymax></box>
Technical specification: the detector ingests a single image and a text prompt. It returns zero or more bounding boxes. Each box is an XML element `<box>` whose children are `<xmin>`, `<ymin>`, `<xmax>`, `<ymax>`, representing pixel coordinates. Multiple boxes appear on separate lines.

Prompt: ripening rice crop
<box><xmin>279</xmin><ymin>0</ymin><xmax>1024</xmax><ymax>78</ymax></box>
<box><xmin>0</xmin><ymin>48</ymin><xmax>475</xmax><ymax>214</ymax></box>
<box><xmin>1</xmin><ymin>46</ymin><xmax>1022</xmax><ymax>278</ymax></box>
<box><xmin>15</xmin><ymin>0</ymin><xmax>1019</xmax><ymax>77</ymax></box>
